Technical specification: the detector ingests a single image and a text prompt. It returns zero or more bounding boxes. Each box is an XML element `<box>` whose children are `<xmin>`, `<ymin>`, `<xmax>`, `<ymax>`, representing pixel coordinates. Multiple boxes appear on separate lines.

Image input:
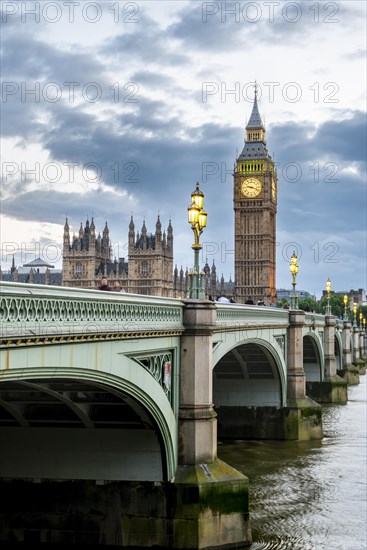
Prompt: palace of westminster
<box><xmin>4</xmin><ymin>93</ymin><xmax>344</xmax><ymax>304</ymax></box>
<box><xmin>1</xmin><ymin>93</ymin><xmax>284</xmax><ymax>303</ymax></box>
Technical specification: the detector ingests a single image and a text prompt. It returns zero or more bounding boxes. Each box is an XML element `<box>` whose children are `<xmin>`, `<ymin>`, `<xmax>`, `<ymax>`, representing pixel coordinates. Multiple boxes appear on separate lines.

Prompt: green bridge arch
<box><xmin>212</xmin><ymin>336</ymin><xmax>287</xmax><ymax>407</ymax></box>
<box><xmin>0</xmin><ymin>345</ymin><xmax>178</xmax><ymax>482</ymax></box>
<box><xmin>303</xmin><ymin>332</ymin><xmax>324</xmax><ymax>382</ymax></box>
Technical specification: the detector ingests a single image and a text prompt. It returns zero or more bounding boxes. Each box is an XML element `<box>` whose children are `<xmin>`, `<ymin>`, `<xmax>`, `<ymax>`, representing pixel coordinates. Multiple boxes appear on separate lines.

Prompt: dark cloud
<box><xmin>3</xmin><ymin>92</ymin><xmax>365</xmax><ymax>248</ymax></box>
<box><xmin>168</xmin><ymin>3</ymin><xmax>253</xmax><ymax>50</ymax></box>
<box><xmin>2</xmin><ymin>32</ymin><xmax>105</xmax><ymax>82</ymax></box>
<box><xmin>271</xmin><ymin>110</ymin><xmax>367</xmax><ymax>163</ymax></box>
<box><xmin>102</xmin><ymin>12</ymin><xmax>189</xmax><ymax>66</ymax></box>
<box><xmin>0</xmin><ymin>97</ymin><xmax>45</xmax><ymax>140</ymax></box>
<box><xmin>167</xmin><ymin>1</ymin><xmax>330</xmax><ymax>52</ymax></box>
<box><xmin>1</xmin><ymin>31</ymin><xmax>112</xmax><ymax>141</ymax></box>
<box><xmin>2</xmin><ymin>189</ymin><xmax>135</xmax><ymax>226</ymax></box>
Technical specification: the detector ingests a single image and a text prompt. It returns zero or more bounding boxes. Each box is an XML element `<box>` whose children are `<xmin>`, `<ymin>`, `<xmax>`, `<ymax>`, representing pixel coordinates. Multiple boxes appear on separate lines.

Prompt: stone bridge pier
<box><xmin>172</xmin><ymin>300</ymin><xmax>251</xmax><ymax>549</ymax></box>
<box><xmin>284</xmin><ymin>310</ymin><xmax>323</xmax><ymax>439</ymax></box>
<box><xmin>354</xmin><ymin>327</ymin><xmax>366</xmax><ymax>375</ymax></box>
<box><xmin>306</xmin><ymin>315</ymin><xmax>348</xmax><ymax>404</ymax></box>
<box><xmin>363</xmin><ymin>333</ymin><xmax>367</xmax><ymax>365</ymax></box>
<box><xmin>360</xmin><ymin>331</ymin><xmax>367</xmax><ymax>373</ymax></box>
<box><xmin>340</xmin><ymin>321</ymin><xmax>360</xmax><ymax>384</ymax></box>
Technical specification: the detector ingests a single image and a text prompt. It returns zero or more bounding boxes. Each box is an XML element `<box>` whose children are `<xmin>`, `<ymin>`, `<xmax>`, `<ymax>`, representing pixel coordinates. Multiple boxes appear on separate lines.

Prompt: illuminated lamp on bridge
<box><xmin>326</xmin><ymin>277</ymin><xmax>332</xmax><ymax>315</ymax></box>
<box><xmin>343</xmin><ymin>294</ymin><xmax>349</xmax><ymax>321</ymax></box>
<box><xmin>353</xmin><ymin>303</ymin><xmax>357</xmax><ymax>328</ymax></box>
<box><xmin>187</xmin><ymin>181</ymin><xmax>207</xmax><ymax>299</ymax></box>
<box><xmin>289</xmin><ymin>252</ymin><xmax>299</xmax><ymax>309</ymax></box>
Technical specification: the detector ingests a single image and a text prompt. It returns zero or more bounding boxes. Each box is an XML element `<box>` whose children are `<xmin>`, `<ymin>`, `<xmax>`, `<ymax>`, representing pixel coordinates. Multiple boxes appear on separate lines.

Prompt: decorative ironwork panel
<box><xmin>275</xmin><ymin>336</ymin><xmax>286</xmax><ymax>358</ymax></box>
<box><xmin>132</xmin><ymin>352</ymin><xmax>174</xmax><ymax>406</ymax></box>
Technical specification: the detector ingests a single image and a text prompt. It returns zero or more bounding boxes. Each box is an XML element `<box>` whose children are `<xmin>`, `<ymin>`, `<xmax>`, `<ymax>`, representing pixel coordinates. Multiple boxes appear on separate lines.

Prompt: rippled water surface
<box><xmin>218</xmin><ymin>376</ymin><xmax>367</xmax><ymax>550</ymax></box>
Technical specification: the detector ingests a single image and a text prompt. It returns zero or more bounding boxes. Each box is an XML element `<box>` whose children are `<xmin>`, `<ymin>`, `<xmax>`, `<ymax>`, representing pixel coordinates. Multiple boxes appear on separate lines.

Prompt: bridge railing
<box><xmin>335</xmin><ymin>318</ymin><xmax>345</xmax><ymax>330</ymax></box>
<box><xmin>304</xmin><ymin>312</ymin><xmax>326</xmax><ymax>329</ymax></box>
<box><xmin>1</xmin><ymin>282</ymin><xmax>335</xmax><ymax>343</ymax></box>
<box><xmin>215</xmin><ymin>303</ymin><xmax>290</xmax><ymax>330</ymax></box>
<box><xmin>0</xmin><ymin>282</ymin><xmax>185</xmax><ymax>342</ymax></box>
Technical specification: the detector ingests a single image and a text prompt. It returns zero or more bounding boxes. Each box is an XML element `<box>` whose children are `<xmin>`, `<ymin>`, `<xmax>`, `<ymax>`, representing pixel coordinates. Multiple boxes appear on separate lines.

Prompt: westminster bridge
<box><xmin>0</xmin><ymin>281</ymin><xmax>365</xmax><ymax>549</ymax></box>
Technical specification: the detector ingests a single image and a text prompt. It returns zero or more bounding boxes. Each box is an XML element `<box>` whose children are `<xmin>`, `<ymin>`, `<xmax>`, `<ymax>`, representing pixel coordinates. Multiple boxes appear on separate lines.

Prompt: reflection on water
<box><xmin>218</xmin><ymin>376</ymin><xmax>367</xmax><ymax>550</ymax></box>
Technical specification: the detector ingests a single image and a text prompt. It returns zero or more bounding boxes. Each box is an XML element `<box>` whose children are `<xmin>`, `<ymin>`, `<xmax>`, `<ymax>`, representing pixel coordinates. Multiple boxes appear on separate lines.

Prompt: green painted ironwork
<box><xmin>132</xmin><ymin>351</ymin><xmax>174</xmax><ymax>406</ymax></box>
<box><xmin>215</xmin><ymin>304</ymin><xmax>289</xmax><ymax>328</ymax></box>
<box><xmin>0</xmin><ymin>282</ymin><xmax>184</xmax><ymax>341</ymax></box>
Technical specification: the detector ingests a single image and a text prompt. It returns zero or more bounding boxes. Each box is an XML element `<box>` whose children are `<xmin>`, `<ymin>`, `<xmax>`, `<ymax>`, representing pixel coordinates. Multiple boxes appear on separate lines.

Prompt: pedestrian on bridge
<box><xmin>98</xmin><ymin>277</ymin><xmax>111</xmax><ymax>291</ymax></box>
<box><xmin>112</xmin><ymin>281</ymin><xmax>126</xmax><ymax>292</ymax></box>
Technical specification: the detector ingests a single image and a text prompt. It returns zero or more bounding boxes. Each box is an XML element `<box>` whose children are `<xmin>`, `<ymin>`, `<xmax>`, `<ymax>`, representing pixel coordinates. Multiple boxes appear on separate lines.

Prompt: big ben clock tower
<box><xmin>234</xmin><ymin>86</ymin><xmax>277</xmax><ymax>304</ymax></box>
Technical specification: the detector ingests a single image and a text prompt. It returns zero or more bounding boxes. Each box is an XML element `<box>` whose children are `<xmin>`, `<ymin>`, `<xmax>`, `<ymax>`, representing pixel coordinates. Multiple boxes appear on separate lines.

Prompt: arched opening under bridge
<box><xmin>213</xmin><ymin>342</ymin><xmax>284</xmax><ymax>439</ymax></box>
<box><xmin>303</xmin><ymin>335</ymin><xmax>323</xmax><ymax>382</ymax></box>
<box><xmin>0</xmin><ymin>377</ymin><xmax>166</xmax><ymax>482</ymax></box>
<box><xmin>335</xmin><ymin>334</ymin><xmax>343</xmax><ymax>373</ymax></box>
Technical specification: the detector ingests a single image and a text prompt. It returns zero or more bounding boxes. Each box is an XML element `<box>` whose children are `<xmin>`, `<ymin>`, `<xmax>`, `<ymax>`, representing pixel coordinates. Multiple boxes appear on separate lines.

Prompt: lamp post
<box><xmin>289</xmin><ymin>252</ymin><xmax>299</xmax><ymax>309</ymax></box>
<box><xmin>363</xmin><ymin>318</ymin><xmax>366</xmax><ymax>333</ymax></box>
<box><xmin>359</xmin><ymin>312</ymin><xmax>363</xmax><ymax>327</ymax></box>
<box><xmin>353</xmin><ymin>303</ymin><xmax>357</xmax><ymax>328</ymax></box>
<box><xmin>187</xmin><ymin>182</ymin><xmax>207</xmax><ymax>299</ymax></box>
<box><xmin>343</xmin><ymin>294</ymin><xmax>349</xmax><ymax>321</ymax></box>
<box><xmin>325</xmin><ymin>277</ymin><xmax>332</xmax><ymax>315</ymax></box>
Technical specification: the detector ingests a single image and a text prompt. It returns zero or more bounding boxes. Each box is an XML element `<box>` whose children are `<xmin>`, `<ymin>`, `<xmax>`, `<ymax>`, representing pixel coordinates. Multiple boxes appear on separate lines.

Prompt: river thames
<box><xmin>218</xmin><ymin>375</ymin><xmax>367</xmax><ymax>550</ymax></box>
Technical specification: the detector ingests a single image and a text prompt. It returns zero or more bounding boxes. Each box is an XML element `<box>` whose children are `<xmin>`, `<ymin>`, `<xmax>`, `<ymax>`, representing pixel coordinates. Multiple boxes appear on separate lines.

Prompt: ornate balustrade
<box><xmin>215</xmin><ymin>303</ymin><xmax>289</xmax><ymax>331</ymax></box>
<box><xmin>1</xmin><ymin>282</ymin><xmax>337</xmax><ymax>347</ymax></box>
<box><xmin>0</xmin><ymin>282</ymin><xmax>184</xmax><ymax>345</ymax></box>
<box><xmin>304</xmin><ymin>312</ymin><xmax>327</xmax><ymax>330</ymax></box>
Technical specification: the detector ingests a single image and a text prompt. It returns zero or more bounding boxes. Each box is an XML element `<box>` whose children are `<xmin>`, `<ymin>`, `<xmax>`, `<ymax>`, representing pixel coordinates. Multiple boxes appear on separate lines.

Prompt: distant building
<box><xmin>347</xmin><ymin>289</ymin><xmax>366</xmax><ymax>306</ymax></box>
<box><xmin>127</xmin><ymin>216</ymin><xmax>174</xmax><ymax>297</ymax></box>
<box><xmin>173</xmin><ymin>259</ymin><xmax>235</xmax><ymax>301</ymax></box>
<box><xmin>335</xmin><ymin>289</ymin><xmax>367</xmax><ymax>308</ymax></box>
<box><xmin>276</xmin><ymin>289</ymin><xmax>317</xmax><ymax>302</ymax></box>
<box><xmin>0</xmin><ymin>256</ymin><xmax>62</xmax><ymax>285</ymax></box>
<box><xmin>62</xmin><ymin>217</ymin><xmax>128</xmax><ymax>290</ymax></box>
<box><xmin>62</xmin><ymin>216</ymin><xmax>174</xmax><ymax>297</ymax></box>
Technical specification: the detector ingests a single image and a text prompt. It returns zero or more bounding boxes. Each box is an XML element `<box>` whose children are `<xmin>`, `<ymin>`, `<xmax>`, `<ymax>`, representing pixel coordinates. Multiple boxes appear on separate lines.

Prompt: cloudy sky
<box><xmin>1</xmin><ymin>0</ymin><xmax>366</xmax><ymax>298</ymax></box>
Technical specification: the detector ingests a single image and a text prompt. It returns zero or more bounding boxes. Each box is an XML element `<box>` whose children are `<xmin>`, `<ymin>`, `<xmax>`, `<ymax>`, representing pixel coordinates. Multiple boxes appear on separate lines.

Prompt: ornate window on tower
<box><xmin>141</xmin><ymin>261</ymin><xmax>149</xmax><ymax>277</ymax></box>
<box><xmin>247</xmin><ymin>129</ymin><xmax>265</xmax><ymax>142</ymax></box>
<box><xmin>75</xmin><ymin>263</ymin><xmax>83</xmax><ymax>278</ymax></box>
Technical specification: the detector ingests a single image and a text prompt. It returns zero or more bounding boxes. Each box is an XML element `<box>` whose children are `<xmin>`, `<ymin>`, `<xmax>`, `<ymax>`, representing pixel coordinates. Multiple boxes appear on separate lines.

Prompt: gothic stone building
<box><xmin>62</xmin><ymin>216</ymin><xmax>174</xmax><ymax>297</ymax></box>
<box><xmin>61</xmin><ymin>215</ymin><xmax>232</xmax><ymax>300</ymax></box>
<box><xmin>127</xmin><ymin>216</ymin><xmax>174</xmax><ymax>296</ymax></box>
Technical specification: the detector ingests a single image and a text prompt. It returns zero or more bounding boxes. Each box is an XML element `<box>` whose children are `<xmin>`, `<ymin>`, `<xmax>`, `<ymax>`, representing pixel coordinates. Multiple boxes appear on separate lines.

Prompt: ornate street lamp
<box><xmin>359</xmin><ymin>312</ymin><xmax>363</xmax><ymax>327</ymax></box>
<box><xmin>363</xmin><ymin>318</ymin><xmax>366</xmax><ymax>333</ymax></box>
<box><xmin>343</xmin><ymin>294</ymin><xmax>349</xmax><ymax>321</ymax></box>
<box><xmin>187</xmin><ymin>182</ymin><xmax>207</xmax><ymax>299</ymax></box>
<box><xmin>353</xmin><ymin>303</ymin><xmax>357</xmax><ymax>328</ymax></box>
<box><xmin>289</xmin><ymin>252</ymin><xmax>299</xmax><ymax>309</ymax></box>
<box><xmin>325</xmin><ymin>277</ymin><xmax>332</xmax><ymax>315</ymax></box>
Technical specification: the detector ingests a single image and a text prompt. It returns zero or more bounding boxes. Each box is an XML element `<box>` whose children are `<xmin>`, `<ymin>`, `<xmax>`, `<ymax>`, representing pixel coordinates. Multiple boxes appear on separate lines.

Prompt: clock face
<box><xmin>240</xmin><ymin>177</ymin><xmax>262</xmax><ymax>198</ymax></box>
<box><xmin>271</xmin><ymin>179</ymin><xmax>277</xmax><ymax>201</ymax></box>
